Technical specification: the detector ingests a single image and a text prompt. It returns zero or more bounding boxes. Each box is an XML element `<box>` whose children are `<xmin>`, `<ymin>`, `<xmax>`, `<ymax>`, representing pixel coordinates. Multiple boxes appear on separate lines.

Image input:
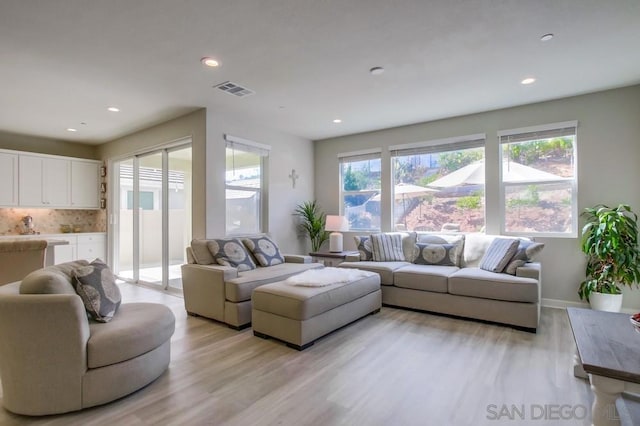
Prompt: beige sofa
<box><xmin>0</xmin><ymin>261</ymin><xmax>175</xmax><ymax>416</ymax></box>
<box><xmin>181</xmin><ymin>238</ymin><xmax>323</xmax><ymax>328</ymax></box>
<box><xmin>338</xmin><ymin>233</ymin><xmax>541</xmax><ymax>332</ymax></box>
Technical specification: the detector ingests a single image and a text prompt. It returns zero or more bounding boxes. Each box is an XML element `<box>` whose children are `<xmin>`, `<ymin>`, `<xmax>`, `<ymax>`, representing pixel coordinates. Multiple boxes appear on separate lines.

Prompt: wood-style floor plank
<box><xmin>0</xmin><ymin>283</ymin><xmax>592</xmax><ymax>425</ymax></box>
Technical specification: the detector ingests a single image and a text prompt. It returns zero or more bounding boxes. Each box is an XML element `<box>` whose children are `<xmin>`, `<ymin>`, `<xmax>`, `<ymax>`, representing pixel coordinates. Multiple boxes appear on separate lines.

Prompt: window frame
<box><xmin>224</xmin><ymin>134</ymin><xmax>270</xmax><ymax>236</ymax></box>
<box><xmin>338</xmin><ymin>148</ymin><xmax>382</xmax><ymax>232</ymax></box>
<box><xmin>498</xmin><ymin>121</ymin><xmax>578</xmax><ymax>238</ymax></box>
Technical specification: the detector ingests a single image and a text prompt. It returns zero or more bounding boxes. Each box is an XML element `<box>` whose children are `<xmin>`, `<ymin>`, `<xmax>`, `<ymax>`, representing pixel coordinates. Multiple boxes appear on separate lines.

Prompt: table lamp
<box><xmin>325</xmin><ymin>215</ymin><xmax>349</xmax><ymax>252</ymax></box>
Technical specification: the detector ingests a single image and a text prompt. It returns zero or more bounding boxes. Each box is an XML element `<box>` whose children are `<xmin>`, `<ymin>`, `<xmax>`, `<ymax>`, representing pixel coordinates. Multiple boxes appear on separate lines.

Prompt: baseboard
<box><xmin>541</xmin><ymin>298</ymin><xmax>637</xmax><ymax>314</ymax></box>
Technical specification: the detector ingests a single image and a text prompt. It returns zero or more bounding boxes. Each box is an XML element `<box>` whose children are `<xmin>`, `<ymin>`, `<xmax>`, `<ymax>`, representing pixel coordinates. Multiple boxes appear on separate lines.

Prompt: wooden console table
<box><xmin>567</xmin><ymin>307</ymin><xmax>640</xmax><ymax>426</ymax></box>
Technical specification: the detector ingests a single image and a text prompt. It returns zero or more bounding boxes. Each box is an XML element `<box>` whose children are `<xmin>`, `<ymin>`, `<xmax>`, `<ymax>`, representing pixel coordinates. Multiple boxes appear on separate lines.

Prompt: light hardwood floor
<box><xmin>0</xmin><ymin>283</ymin><xmax>592</xmax><ymax>426</ymax></box>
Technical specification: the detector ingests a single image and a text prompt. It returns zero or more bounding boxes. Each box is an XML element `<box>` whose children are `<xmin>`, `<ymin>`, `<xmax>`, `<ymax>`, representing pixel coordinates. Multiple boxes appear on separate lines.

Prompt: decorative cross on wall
<box><xmin>289</xmin><ymin>169</ymin><xmax>299</xmax><ymax>188</ymax></box>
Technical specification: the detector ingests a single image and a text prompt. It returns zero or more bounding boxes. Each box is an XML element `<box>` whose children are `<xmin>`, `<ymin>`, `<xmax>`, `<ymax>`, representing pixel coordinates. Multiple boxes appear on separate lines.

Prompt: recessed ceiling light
<box><xmin>66</xmin><ymin>128</ymin><xmax>77</xmax><ymax>132</ymax></box>
<box><xmin>333</xmin><ymin>119</ymin><xmax>342</xmax><ymax>123</ymax></box>
<box><xmin>107</xmin><ymin>106</ymin><xmax>120</xmax><ymax>112</ymax></box>
<box><xmin>540</xmin><ymin>33</ymin><xmax>554</xmax><ymax>42</ymax></box>
<box><xmin>201</xmin><ymin>57</ymin><xmax>219</xmax><ymax>67</ymax></box>
<box><xmin>369</xmin><ymin>66</ymin><xmax>385</xmax><ymax>75</ymax></box>
<box><xmin>521</xmin><ymin>77</ymin><xmax>536</xmax><ymax>85</ymax></box>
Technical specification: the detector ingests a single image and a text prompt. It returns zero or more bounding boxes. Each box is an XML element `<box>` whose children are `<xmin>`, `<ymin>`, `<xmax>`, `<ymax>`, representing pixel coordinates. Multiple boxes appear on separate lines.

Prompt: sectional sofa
<box><xmin>338</xmin><ymin>232</ymin><xmax>542</xmax><ymax>331</ymax></box>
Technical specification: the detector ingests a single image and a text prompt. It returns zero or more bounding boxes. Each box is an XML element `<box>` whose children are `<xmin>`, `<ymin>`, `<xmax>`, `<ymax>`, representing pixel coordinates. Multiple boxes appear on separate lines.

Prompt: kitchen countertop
<box><xmin>0</xmin><ymin>232</ymin><xmax>106</xmax><ymax>240</ymax></box>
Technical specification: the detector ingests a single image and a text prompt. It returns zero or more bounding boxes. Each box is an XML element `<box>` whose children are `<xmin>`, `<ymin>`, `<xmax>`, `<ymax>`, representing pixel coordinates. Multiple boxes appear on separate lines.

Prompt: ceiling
<box><xmin>1</xmin><ymin>1</ymin><xmax>639</xmax><ymax>145</ymax></box>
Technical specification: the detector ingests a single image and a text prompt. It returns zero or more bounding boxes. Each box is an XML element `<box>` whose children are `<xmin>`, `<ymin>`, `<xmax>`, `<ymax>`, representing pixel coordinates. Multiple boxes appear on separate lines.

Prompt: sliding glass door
<box><xmin>112</xmin><ymin>142</ymin><xmax>192</xmax><ymax>291</ymax></box>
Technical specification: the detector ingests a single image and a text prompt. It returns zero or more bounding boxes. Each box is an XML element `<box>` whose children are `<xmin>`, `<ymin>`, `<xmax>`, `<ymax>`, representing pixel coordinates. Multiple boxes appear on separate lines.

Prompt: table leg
<box><xmin>590</xmin><ymin>374</ymin><xmax>623</xmax><ymax>426</ymax></box>
<box><xmin>574</xmin><ymin>350</ymin><xmax>588</xmax><ymax>379</ymax></box>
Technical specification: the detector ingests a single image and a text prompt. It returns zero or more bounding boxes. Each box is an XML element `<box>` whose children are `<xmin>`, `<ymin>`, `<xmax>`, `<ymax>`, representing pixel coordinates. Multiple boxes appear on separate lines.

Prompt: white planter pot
<box><xmin>590</xmin><ymin>292</ymin><xmax>623</xmax><ymax>312</ymax></box>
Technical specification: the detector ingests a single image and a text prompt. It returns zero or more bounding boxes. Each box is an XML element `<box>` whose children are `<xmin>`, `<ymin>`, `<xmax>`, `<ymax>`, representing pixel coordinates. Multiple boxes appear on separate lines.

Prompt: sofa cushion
<box><xmin>414</xmin><ymin>242</ymin><xmax>460</xmax><ymax>266</ymax></box>
<box><xmin>207</xmin><ymin>238</ymin><xmax>256</xmax><ymax>272</ymax></box>
<box><xmin>462</xmin><ymin>233</ymin><xmax>528</xmax><ymax>267</ymax></box>
<box><xmin>242</xmin><ymin>235</ymin><xmax>285</xmax><ymax>267</ymax></box>
<box><xmin>371</xmin><ymin>233</ymin><xmax>405</xmax><ymax>261</ymax></box>
<box><xmin>225</xmin><ymin>262</ymin><xmax>323</xmax><ymax>302</ymax></box>
<box><xmin>72</xmin><ymin>259</ymin><xmax>121</xmax><ymax>323</ymax></box>
<box><xmin>479</xmin><ymin>238</ymin><xmax>520</xmax><ymax>273</ymax></box>
<box><xmin>20</xmin><ymin>260</ymin><xmax>89</xmax><ymax>295</ymax></box>
<box><xmin>354</xmin><ymin>235</ymin><xmax>373</xmax><ymax>261</ymax></box>
<box><xmin>87</xmin><ymin>303</ymin><xmax>175</xmax><ymax>369</ymax></box>
<box><xmin>504</xmin><ymin>241</ymin><xmax>545</xmax><ymax>275</ymax></box>
<box><xmin>190</xmin><ymin>239</ymin><xmax>215</xmax><ymax>265</ymax></box>
<box><xmin>416</xmin><ymin>233</ymin><xmax>464</xmax><ymax>266</ymax></box>
<box><xmin>338</xmin><ymin>261</ymin><xmax>410</xmax><ymax>285</ymax></box>
<box><xmin>394</xmin><ymin>264</ymin><xmax>459</xmax><ymax>293</ymax></box>
<box><xmin>252</xmin><ymin>273</ymin><xmax>380</xmax><ymax>321</ymax></box>
<box><xmin>448</xmin><ymin>267</ymin><xmax>539</xmax><ymax>303</ymax></box>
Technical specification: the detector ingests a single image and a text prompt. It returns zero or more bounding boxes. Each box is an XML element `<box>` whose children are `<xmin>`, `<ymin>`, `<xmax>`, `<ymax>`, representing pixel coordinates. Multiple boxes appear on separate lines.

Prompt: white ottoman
<box><xmin>252</xmin><ymin>270</ymin><xmax>381</xmax><ymax>350</ymax></box>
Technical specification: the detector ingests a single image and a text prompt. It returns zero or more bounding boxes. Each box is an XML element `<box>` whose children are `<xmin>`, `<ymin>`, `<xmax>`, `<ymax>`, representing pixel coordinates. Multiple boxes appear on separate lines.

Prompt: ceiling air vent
<box><xmin>213</xmin><ymin>81</ymin><xmax>255</xmax><ymax>97</ymax></box>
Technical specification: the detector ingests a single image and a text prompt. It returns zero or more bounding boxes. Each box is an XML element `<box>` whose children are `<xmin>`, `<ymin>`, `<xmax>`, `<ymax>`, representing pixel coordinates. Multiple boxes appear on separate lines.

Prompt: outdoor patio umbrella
<box><xmin>427</xmin><ymin>159</ymin><xmax>562</xmax><ymax>188</ymax></box>
<box><xmin>372</xmin><ymin>183</ymin><xmax>438</xmax><ymax>227</ymax></box>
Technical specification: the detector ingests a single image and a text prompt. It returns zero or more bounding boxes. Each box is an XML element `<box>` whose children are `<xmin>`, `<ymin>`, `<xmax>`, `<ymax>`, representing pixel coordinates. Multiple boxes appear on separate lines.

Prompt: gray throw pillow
<box><xmin>354</xmin><ymin>235</ymin><xmax>373</xmax><ymax>261</ymax></box>
<box><xmin>242</xmin><ymin>236</ymin><xmax>285</xmax><ymax>267</ymax></box>
<box><xmin>414</xmin><ymin>242</ymin><xmax>458</xmax><ymax>266</ymax></box>
<box><xmin>504</xmin><ymin>240</ymin><xmax>545</xmax><ymax>275</ymax></box>
<box><xmin>207</xmin><ymin>238</ymin><xmax>256</xmax><ymax>272</ymax></box>
<box><xmin>370</xmin><ymin>233</ymin><xmax>405</xmax><ymax>262</ymax></box>
<box><xmin>479</xmin><ymin>238</ymin><xmax>520</xmax><ymax>273</ymax></box>
<box><xmin>72</xmin><ymin>259</ymin><xmax>121</xmax><ymax>323</ymax></box>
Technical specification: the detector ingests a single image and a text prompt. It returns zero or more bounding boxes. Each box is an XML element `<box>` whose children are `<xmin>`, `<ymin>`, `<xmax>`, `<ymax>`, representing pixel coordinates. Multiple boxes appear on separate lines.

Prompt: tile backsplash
<box><xmin>0</xmin><ymin>208</ymin><xmax>107</xmax><ymax>235</ymax></box>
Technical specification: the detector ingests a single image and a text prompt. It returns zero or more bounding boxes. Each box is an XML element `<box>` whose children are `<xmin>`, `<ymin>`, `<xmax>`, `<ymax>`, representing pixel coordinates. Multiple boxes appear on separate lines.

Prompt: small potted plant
<box><xmin>294</xmin><ymin>200</ymin><xmax>330</xmax><ymax>252</ymax></box>
<box><xmin>578</xmin><ymin>204</ymin><xmax>640</xmax><ymax>312</ymax></box>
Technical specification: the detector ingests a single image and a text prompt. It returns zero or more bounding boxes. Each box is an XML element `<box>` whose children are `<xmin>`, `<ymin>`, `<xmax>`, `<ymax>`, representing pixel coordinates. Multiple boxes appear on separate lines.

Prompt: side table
<box><xmin>309</xmin><ymin>251</ymin><xmax>359</xmax><ymax>267</ymax></box>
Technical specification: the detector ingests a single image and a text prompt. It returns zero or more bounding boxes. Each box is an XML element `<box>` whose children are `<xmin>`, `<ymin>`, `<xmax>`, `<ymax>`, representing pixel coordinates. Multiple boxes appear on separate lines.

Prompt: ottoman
<box><xmin>252</xmin><ymin>269</ymin><xmax>381</xmax><ymax>350</ymax></box>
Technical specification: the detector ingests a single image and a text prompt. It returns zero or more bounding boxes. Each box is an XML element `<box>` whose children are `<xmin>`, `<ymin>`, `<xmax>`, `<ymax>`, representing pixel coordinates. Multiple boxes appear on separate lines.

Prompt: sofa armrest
<box><xmin>284</xmin><ymin>254</ymin><xmax>312</xmax><ymax>264</ymax></box>
<box><xmin>344</xmin><ymin>253</ymin><xmax>361</xmax><ymax>262</ymax></box>
<box><xmin>0</xmin><ymin>293</ymin><xmax>90</xmax><ymax>415</ymax></box>
<box><xmin>181</xmin><ymin>264</ymin><xmax>238</xmax><ymax>322</ymax></box>
<box><xmin>516</xmin><ymin>262</ymin><xmax>541</xmax><ymax>281</ymax></box>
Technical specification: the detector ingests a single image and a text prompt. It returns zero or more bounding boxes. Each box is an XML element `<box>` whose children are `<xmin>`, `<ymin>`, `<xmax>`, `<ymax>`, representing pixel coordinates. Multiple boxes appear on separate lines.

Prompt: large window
<box><xmin>390</xmin><ymin>134</ymin><xmax>485</xmax><ymax>232</ymax></box>
<box><xmin>225</xmin><ymin>135</ymin><xmax>269</xmax><ymax>235</ymax></box>
<box><xmin>339</xmin><ymin>150</ymin><xmax>381</xmax><ymax>231</ymax></box>
<box><xmin>499</xmin><ymin>121</ymin><xmax>577</xmax><ymax>236</ymax></box>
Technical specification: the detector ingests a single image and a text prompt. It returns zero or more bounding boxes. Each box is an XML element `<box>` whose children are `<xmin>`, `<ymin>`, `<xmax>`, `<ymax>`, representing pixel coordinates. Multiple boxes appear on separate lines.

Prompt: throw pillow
<box><xmin>370</xmin><ymin>233</ymin><xmax>405</xmax><ymax>262</ymax></box>
<box><xmin>479</xmin><ymin>238</ymin><xmax>520</xmax><ymax>273</ymax></box>
<box><xmin>354</xmin><ymin>235</ymin><xmax>373</xmax><ymax>261</ymax></box>
<box><xmin>413</xmin><ymin>242</ymin><xmax>458</xmax><ymax>266</ymax></box>
<box><xmin>190</xmin><ymin>239</ymin><xmax>215</xmax><ymax>265</ymax></box>
<box><xmin>72</xmin><ymin>259</ymin><xmax>121</xmax><ymax>323</ymax></box>
<box><xmin>417</xmin><ymin>233</ymin><xmax>465</xmax><ymax>266</ymax></box>
<box><xmin>207</xmin><ymin>238</ymin><xmax>256</xmax><ymax>272</ymax></box>
<box><xmin>242</xmin><ymin>235</ymin><xmax>285</xmax><ymax>267</ymax></box>
<box><xmin>504</xmin><ymin>240</ymin><xmax>545</xmax><ymax>275</ymax></box>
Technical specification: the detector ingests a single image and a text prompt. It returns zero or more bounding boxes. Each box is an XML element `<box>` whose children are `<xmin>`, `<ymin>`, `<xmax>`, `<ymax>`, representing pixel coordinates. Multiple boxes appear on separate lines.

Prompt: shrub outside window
<box><xmin>339</xmin><ymin>151</ymin><xmax>381</xmax><ymax>231</ymax></box>
<box><xmin>225</xmin><ymin>136</ymin><xmax>269</xmax><ymax>235</ymax></box>
<box><xmin>390</xmin><ymin>135</ymin><xmax>485</xmax><ymax>232</ymax></box>
<box><xmin>499</xmin><ymin>121</ymin><xmax>577</xmax><ymax>236</ymax></box>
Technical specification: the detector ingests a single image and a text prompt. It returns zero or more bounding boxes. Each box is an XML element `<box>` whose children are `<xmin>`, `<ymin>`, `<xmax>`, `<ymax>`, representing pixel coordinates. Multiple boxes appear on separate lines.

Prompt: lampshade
<box><xmin>325</xmin><ymin>215</ymin><xmax>348</xmax><ymax>232</ymax></box>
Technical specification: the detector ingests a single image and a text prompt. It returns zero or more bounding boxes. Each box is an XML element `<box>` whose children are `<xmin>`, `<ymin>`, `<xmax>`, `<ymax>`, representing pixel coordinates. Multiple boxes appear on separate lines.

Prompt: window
<box><xmin>225</xmin><ymin>135</ymin><xmax>269</xmax><ymax>235</ymax></box>
<box><xmin>499</xmin><ymin>121</ymin><xmax>577</xmax><ymax>236</ymax></box>
<box><xmin>339</xmin><ymin>150</ymin><xmax>381</xmax><ymax>231</ymax></box>
<box><xmin>390</xmin><ymin>134</ymin><xmax>485</xmax><ymax>232</ymax></box>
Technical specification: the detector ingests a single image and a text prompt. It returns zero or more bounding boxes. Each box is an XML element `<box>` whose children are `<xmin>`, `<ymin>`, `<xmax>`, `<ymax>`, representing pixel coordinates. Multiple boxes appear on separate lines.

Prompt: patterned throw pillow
<box><xmin>207</xmin><ymin>238</ymin><xmax>256</xmax><ymax>272</ymax></box>
<box><xmin>354</xmin><ymin>236</ymin><xmax>373</xmax><ymax>261</ymax></box>
<box><xmin>479</xmin><ymin>238</ymin><xmax>520</xmax><ymax>273</ymax></box>
<box><xmin>504</xmin><ymin>240</ymin><xmax>545</xmax><ymax>275</ymax></box>
<box><xmin>242</xmin><ymin>236</ymin><xmax>285</xmax><ymax>267</ymax></box>
<box><xmin>370</xmin><ymin>233</ymin><xmax>405</xmax><ymax>262</ymax></box>
<box><xmin>413</xmin><ymin>243</ymin><xmax>459</xmax><ymax>266</ymax></box>
<box><xmin>72</xmin><ymin>259</ymin><xmax>121</xmax><ymax>323</ymax></box>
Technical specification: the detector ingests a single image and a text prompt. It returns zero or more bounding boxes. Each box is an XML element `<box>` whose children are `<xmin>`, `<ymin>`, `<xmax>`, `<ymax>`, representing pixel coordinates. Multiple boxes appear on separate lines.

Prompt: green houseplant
<box><xmin>578</xmin><ymin>204</ymin><xmax>640</xmax><ymax>311</ymax></box>
<box><xmin>294</xmin><ymin>200</ymin><xmax>330</xmax><ymax>252</ymax></box>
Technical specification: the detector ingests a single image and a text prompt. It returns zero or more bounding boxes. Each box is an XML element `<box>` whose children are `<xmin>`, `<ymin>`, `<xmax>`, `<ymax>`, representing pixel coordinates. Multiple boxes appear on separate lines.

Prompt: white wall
<box><xmin>206</xmin><ymin>111</ymin><xmax>314</xmax><ymax>254</ymax></box>
<box><xmin>314</xmin><ymin>85</ymin><xmax>640</xmax><ymax>310</ymax></box>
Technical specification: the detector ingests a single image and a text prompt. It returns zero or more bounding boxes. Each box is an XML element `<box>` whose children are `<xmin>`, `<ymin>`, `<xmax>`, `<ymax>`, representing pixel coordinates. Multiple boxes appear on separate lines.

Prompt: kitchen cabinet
<box><xmin>51</xmin><ymin>233</ymin><xmax>106</xmax><ymax>264</ymax></box>
<box><xmin>71</xmin><ymin>161</ymin><xmax>100</xmax><ymax>208</ymax></box>
<box><xmin>19</xmin><ymin>155</ymin><xmax>71</xmax><ymax>207</ymax></box>
<box><xmin>0</xmin><ymin>153</ymin><xmax>18</xmax><ymax>206</ymax></box>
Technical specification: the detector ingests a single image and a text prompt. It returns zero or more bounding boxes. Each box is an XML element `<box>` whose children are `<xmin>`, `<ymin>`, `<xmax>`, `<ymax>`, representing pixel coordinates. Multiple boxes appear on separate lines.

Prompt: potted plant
<box><xmin>294</xmin><ymin>200</ymin><xmax>330</xmax><ymax>252</ymax></box>
<box><xmin>578</xmin><ymin>204</ymin><xmax>640</xmax><ymax>312</ymax></box>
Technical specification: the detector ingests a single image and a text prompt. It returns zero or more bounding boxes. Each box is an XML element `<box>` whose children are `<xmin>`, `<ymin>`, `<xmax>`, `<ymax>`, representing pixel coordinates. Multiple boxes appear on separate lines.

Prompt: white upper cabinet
<box><xmin>0</xmin><ymin>153</ymin><xmax>18</xmax><ymax>206</ymax></box>
<box><xmin>18</xmin><ymin>155</ymin><xmax>45</xmax><ymax>206</ymax></box>
<box><xmin>71</xmin><ymin>161</ymin><xmax>100</xmax><ymax>208</ymax></box>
